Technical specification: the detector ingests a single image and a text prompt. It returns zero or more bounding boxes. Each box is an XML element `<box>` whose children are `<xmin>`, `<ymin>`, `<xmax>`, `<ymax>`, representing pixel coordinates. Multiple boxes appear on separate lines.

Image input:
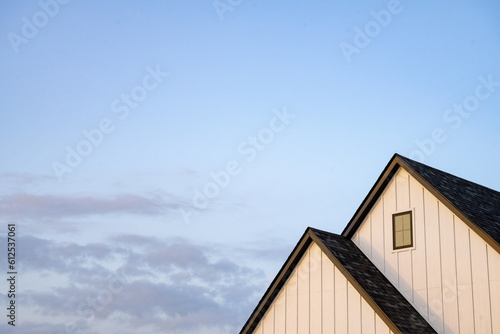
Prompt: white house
<box><xmin>241</xmin><ymin>154</ymin><xmax>500</xmax><ymax>334</ymax></box>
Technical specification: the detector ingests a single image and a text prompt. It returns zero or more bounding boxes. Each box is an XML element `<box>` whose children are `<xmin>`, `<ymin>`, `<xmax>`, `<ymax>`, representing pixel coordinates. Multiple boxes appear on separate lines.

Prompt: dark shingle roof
<box><xmin>398</xmin><ymin>155</ymin><xmax>500</xmax><ymax>246</ymax></box>
<box><xmin>311</xmin><ymin>228</ymin><xmax>437</xmax><ymax>334</ymax></box>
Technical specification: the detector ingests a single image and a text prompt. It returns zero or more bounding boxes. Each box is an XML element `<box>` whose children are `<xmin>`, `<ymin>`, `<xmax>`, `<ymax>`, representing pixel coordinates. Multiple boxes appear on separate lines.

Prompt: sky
<box><xmin>0</xmin><ymin>0</ymin><xmax>499</xmax><ymax>333</ymax></box>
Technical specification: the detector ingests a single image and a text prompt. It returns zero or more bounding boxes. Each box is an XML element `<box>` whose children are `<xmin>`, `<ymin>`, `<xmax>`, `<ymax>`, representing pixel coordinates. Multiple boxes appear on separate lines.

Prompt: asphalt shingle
<box><xmin>398</xmin><ymin>155</ymin><xmax>500</xmax><ymax>245</ymax></box>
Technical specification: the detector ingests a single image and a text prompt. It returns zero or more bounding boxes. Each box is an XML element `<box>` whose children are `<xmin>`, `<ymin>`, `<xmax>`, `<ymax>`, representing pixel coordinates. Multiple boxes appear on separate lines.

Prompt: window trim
<box><xmin>392</xmin><ymin>210</ymin><xmax>414</xmax><ymax>250</ymax></box>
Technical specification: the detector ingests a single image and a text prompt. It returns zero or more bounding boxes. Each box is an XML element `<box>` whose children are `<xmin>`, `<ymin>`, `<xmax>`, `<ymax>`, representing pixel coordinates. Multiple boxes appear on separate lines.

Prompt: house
<box><xmin>240</xmin><ymin>154</ymin><xmax>500</xmax><ymax>334</ymax></box>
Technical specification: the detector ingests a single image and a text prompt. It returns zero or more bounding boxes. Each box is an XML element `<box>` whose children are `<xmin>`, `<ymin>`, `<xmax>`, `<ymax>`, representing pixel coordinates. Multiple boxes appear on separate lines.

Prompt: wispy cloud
<box><xmin>0</xmin><ymin>171</ymin><xmax>57</xmax><ymax>184</ymax></box>
<box><xmin>0</xmin><ymin>192</ymin><xmax>187</xmax><ymax>219</ymax></box>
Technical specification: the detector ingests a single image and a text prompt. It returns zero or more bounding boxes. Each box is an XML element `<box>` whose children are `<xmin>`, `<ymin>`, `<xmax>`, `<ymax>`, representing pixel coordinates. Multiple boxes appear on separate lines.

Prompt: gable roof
<box><xmin>342</xmin><ymin>154</ymin><xmax>500</xmax><ymax>253</ymax></box>
<box><xmin>241</xmin><ymin>153</ymin><xmax>500</xmax><ymax>333</ymax></box>
<box><xmin>240</xmin><ymin>227</ymin><xmax>437</xmax><ymax>334</ymax></box>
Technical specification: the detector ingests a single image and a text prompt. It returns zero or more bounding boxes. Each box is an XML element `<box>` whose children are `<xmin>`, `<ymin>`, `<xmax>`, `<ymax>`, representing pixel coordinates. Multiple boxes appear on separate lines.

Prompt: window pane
<box><xmin>395</xmin><ymin>231</ymin><xmax>403</xmax><ymax>247</ymax></box>
<box><xmin>395</xmin><ymin>216</ymin><xmax>403</xmax><ymax>230</ymax></box>
<box><xmin>403</xmin><ymin>215</ymin><xmax>411</xmax><ymax>230</ymax></box>
<box><xmin>404</xmin><ymin>230</ymin><xmax>412</xmax><ymax>245</ymax></box>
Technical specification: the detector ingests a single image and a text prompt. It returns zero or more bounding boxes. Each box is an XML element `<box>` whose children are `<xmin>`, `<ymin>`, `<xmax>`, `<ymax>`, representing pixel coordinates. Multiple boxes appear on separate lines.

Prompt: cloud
<box><xmin>5</xmin><ymin>321</ymin><xmax>70</xmax><ymax>334</ymax></box>
<box><xmin>0</xmin><ymin>192</ymin><xmax>190</xmax><ymax>220</ymax></box>
<box><xmin>0</xmin><ymin>171</ymin><xmax>57</xmax><ymax>185</ymax></box>
<box><xmin>180</xmin><ymin>167</ymin><xmax>199</xmax><ymax>177</ymax></box>
<box><xmin>17</xmin><ymin>236</ymin><xmax>128</xmax><ymax>284</ymax></box>
<box><xmin>16</xmin><ymin>234</ymin><xmax>267</xmax><ymax>333</ymax></box>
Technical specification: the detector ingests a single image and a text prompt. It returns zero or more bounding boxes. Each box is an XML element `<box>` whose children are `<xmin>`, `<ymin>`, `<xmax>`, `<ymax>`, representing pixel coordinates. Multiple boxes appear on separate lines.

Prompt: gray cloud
<box><xmin>5</xmin><ymin>321</ymin><xmax>71</xmax><ymax>334</ymax></box>
<box><xmin>16</xmin><ymin>234</ymin><xmax>268</xmax><ymax>333</ymax></box>
<box><xmin>0</xmin><ymin>192</ymin><xmax>189</xmax><ymax>220</ymax></box>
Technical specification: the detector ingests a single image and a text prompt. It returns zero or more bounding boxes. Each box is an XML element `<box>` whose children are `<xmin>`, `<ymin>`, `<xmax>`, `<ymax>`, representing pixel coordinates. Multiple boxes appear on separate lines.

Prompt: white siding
<box><xmin>383</xmin><ymin>179</ymin><xmax>399</xmax><ymax>286</ymax></box>
<box><xmin>253</xmin><ymin>242</ymin><xmax>394</xmax><ymax>334</ymax></box>
<box><xmin>454</xmin><ymin>219</ymin><xmax>474</xmax><ymax>333</ymax></box>
<box><xmin>285</xmin><ymin>270</ymin><xmax>297</xmax><ymax>333</ymax></box>
<box><xmin>310</xmin><ymin>244</ymin><xmax>322</xmax><ymax>334</ymax></box>
<box><xmin>470</xmin><ymin>231</ymin><xmax>492</xmax><ymax>333</ymax></box>
<box><xmin>263</xmin><ymin>304</ymin><xmax>274</xmax><ymax>333</ymax></box>
<box><xmin>489</xmin><ymin>245</ymin><xmax>500</xmax><ymax>334</ymax></box>
<box><xmin>275</xmin><ymin>289</ymin><xmax>286</xmax><ymax>334</ymax></box>
<box><xmin>298</xmin><ymin>248</ymin><xmax>309</xmax><ymax>333</ymax></box>
<box><xmin>322</xmin><ymin>251</ymin><xmax>334</xmax><ymax>333</ymax></box>
<box><xmin>424</xmin><ymin>186</ymin><xmax>443</xmax><ymax>332</ymax></box>
<box><xmin>335</xmin><ymin>266</ymin><xmax>347</xmax><ymax>334</ymax></box>
<box><xmin>411</xmin><ymin>175</ymin><xmax>428</xmax><ymax>317</ymax></box>
<box><xmin>352</xmin><ymin>168</ymin><xmax>500</xmax><ymax>334</ymax></box>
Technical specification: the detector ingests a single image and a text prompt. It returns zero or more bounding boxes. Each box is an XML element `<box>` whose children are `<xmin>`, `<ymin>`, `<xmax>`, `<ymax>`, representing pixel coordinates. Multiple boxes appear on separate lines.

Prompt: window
<box><xmin>393</xmin><ymin>211</ymin><xmax>413</xmax><ymax>250</ymax></box>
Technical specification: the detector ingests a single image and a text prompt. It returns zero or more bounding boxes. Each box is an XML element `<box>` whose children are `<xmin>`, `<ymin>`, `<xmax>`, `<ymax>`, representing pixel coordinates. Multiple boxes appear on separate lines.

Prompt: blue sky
<box><xmin>1</xmin><ymin>0</ymin><xmax>500</xmax><ymax>333</ymax></box>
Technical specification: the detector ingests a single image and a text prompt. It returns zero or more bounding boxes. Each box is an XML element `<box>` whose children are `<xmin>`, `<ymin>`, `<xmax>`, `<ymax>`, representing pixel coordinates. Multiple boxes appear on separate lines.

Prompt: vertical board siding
<box><xmin>275</xmin><ymin>290</ymin><xmax>286</xmax><ymax>334</ymax></box>
<box><xmin>359</xmin><ymin>216</ymin><xmax>372</xmax><ymax>257</ymax></box>
<box><xmin>376</xmin><ymin>316</ymin><xmax>390</xmax><ymax>334</ymax></box>
<box><xmin>298</xmin><ymin>250</ymin><xmax>310</xmax><ymax>333</ymax></box>
<box><xmin>361</xmin><ymin>298</ymin><xmax>375</xmax><ymax>333</ymax></box>
<box><xmin>285</xmin><ymin>271</ymin><xmax>298</xmax><ymax>334</ymax></box>
<box><xmin>396</xmin><ymin>172</ymin><xmax>413</xmax><ymax>302</ymax></box>
<box><xmin>334</xmin><ymin>267</ymin><xmax>348</xmax><ymax>334</ymax></box>
<box><xmin>263</xmin><ymin>304</ymin><xmax>275</xmax><ymax>334</ymax></box>
<box><xmin>398</xmin><ymin>250</ymin><xmax>413</xmax><ymax>302</ymax></box>
<box><xmin>383</xmin><ymin>179</ymin><xmax>399</xmax><ymax>286</ymax></box>
<box><xmin>410</xmin><ymin>176</ymin><xmax>428</xmax><ymax>316</ymax></box>
<box><xmin>351</xmin><ymin>169</ymin><xmax>500</xmax><ymax>334</ymax></box>
<box><xmin>321</xmin><ymin>252</ymin><xmax>334</xmax><ymax>333</ymax></box>
<box><xmin>254</xmin><ymin>242</ymin><xmax>393</xmax><ymax>333</ymax></box>
<box><xmin>310</xmin><ymin>245</ymin><xmax>322</xmax><ymax>334</ymax></box>
<box><xmin>347</xmin><ymin>283</ymin><xmax>361</xmax><ymax>333</ymax></box>
<box><xmin>470</xmin><ymin>232</ymin><xmax>492</xmax><ymax>334</ymax></box>
<box><xmin>454</xmin><ymin>221</ymin><xmax>475</xmax><ymax>333</ymax></box>
<box><xmin>395</xmin><ymin>171</ymin><xmax>410</xmax><ymax>211</ymax></box>
<box><xmin>371</xmin><ymin>198</ymin><xmax>385</xmax><ymax>271</ymax></box>
<box><xmin>424</xmin><ymin>190</ymin><xmax>444</xmax><ymax>332</ymax></box>
<box><xmin>438</xmin><ymin>207</ymin><xmax>459</xmax><ymax>333</ymax></box>
<box><xmin>488</xmin><ymin>246</ymin><xmax>500</xmax><ymax>334</ymax></box>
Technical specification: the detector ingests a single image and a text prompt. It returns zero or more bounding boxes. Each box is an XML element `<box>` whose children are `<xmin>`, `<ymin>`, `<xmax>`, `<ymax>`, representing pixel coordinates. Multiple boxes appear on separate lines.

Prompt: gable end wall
<box><xmin>252</xmin><ymin>242</ymin><xmax>395</xmax><ymax>334</ymax></box>
<box><xmin>352</xmin><ymin>168</ymin><xmax>500</xmax><ymax>334</ymax></box>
